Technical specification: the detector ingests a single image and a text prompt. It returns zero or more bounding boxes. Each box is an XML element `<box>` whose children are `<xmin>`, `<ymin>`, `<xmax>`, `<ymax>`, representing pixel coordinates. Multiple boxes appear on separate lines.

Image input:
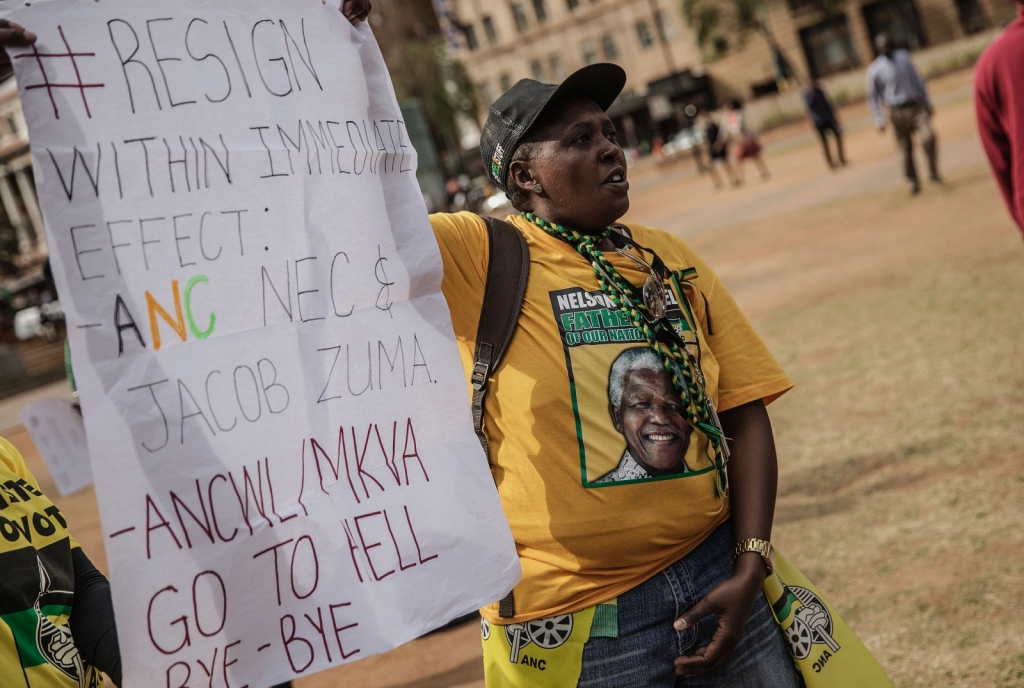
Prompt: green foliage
<box><xmin>388</xmin><ymin>37</ymin><xmax>478</xmax><ymax>148</ymax></box>
<box><xmin>758</xmin><ymin>110</ymin><xmax>805</xmax><ymax>130</ymax></box>
<box><xmin>682</xmin><ymin>0</ymin><xmax>730</xmax><ymax>61</ymax></box>
<box><xmin>923</xmin><ymin>46</ymin><xmax>985</xmax><ymax>79</ymax></box>
<box><xmin>681</xmin><ymin>0</ymin><xmax>781</xmax><ymax>65</ymax></box>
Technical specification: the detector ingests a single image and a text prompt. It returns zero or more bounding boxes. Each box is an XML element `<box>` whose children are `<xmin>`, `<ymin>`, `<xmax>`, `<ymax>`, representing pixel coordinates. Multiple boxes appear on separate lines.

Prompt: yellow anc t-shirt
<box><xmin>0</xmin><ymin>438</ymin><xmax>102</xmax><ymax>688</ymax></box>
<box><xmin>429</xmin><ymin>212</ymin><xmax>793</xmax><ymax>625</ymax></box>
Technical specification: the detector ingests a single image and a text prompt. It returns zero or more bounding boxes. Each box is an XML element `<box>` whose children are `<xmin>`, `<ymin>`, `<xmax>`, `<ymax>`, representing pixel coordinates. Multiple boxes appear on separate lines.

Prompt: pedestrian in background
<box><xmin>803</xmin><ymin>78</ymin><xmax>846</xmax><ymax>170</ymax></box>
<box><xmin>975</xmin><ymin>0</ymin><xmax>1024</xmax><ymax>236</ymax></box>
<box><xmin>723</xmin><ymin>99</ymin><xmax>770</xmax><ymax>183</ymax></box>
<box><xmin>697</xmin><ymin>108</ymin><xmax>738</xmax><ymax>190</ymax></box>
<box><xmin>867</xmin><ymin>32</ymin><xmax>941</xmax><ymax>195</ymax></box>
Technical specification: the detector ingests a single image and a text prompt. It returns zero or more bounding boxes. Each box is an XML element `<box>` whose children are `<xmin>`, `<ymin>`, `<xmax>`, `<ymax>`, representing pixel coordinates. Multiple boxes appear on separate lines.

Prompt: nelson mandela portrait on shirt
<box><xmin>596</xmin><ymin>347</ymin><xmax>694</xmax><ymax>484</ymax></box>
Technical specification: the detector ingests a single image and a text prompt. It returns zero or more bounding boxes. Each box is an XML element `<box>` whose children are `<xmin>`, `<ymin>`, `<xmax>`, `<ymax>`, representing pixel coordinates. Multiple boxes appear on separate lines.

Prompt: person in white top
<box><xmin>866</xmin><ymin>32</ymin><xmax>941</xmax><ymax>194</ymax></box>
<box><xmin>722</xmin><ymin>99</ymin><xmax>770</xmax><ymax>183</ymax></box>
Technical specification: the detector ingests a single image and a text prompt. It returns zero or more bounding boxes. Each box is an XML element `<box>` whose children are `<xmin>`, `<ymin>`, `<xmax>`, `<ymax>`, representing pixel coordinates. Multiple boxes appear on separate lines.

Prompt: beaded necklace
<box><xmin>524</xmin><ymin>211</ymin><xmax>730</xmax><ymax>497</ymax></box>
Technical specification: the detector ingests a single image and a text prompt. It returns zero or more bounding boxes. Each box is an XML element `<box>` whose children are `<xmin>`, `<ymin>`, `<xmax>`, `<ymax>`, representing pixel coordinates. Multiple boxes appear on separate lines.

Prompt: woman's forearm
<box><xmin>719</xmin><ymin>399</ymin><xmax>778</xmax><ymax>573</ymax></box>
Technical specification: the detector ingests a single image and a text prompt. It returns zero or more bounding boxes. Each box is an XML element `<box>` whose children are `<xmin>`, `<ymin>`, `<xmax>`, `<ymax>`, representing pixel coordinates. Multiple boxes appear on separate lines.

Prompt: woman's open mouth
<box><xmin>603</xmin><ymin>168</ymin><xmax>629</xmax><ymax>192</ymax></box>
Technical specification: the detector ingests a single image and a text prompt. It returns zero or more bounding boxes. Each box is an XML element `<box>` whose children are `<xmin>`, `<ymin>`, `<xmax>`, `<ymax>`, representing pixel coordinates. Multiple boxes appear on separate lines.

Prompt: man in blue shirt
<box><xmin>866</xmin><ymin>32</ymin><xmax>941</xmax><ymax>194</ymax></box>
<box><xmin>803</xmin><ymin>78</ymin><xmax>846</xmax><ymax>170</ymax></box>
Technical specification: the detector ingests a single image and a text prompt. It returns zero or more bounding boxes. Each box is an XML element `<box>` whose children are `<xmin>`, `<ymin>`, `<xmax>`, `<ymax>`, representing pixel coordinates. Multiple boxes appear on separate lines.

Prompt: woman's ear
<box><xmin>508</xmin><ymin>160</ymin><xmax>536</xmax><ymax>197</ymax></box>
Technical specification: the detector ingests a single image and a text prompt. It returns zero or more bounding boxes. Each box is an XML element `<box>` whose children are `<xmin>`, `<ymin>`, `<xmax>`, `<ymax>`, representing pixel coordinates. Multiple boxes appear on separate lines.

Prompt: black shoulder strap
<box><xmin>472</xmin><ymin>215</ymin><xmax>529</xmax><ymax>620</ymax></box>
<box><xmin>472</xmin><ymin>216</ymin><xmax>530</xmax><ymax>459</ymax></box>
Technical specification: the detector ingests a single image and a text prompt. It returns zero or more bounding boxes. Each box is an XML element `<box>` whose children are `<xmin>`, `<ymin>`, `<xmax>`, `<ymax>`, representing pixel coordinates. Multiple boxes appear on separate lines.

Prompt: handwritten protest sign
<box><xmin>2</xmin><ymin>1</ymin><xmax>520</xmax><ymax>685</ymax></box>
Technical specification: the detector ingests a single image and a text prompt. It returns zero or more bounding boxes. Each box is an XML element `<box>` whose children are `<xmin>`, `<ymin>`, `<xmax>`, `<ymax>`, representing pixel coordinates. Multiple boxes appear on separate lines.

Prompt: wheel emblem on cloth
<box><xmin>784</xmin><ymin>586</ymin><xmax>841</xmax><ymax>660</ymax></box>
<box><xmin>481</xmin><ymin>617</ymin><xmax>490</xmax><ymax>641</ymax></box>
<box><xmin>526</xmin><ymin>614</ymin><xmax>573</xmax><ymax>649</ymax></box>
<box><xmin>503</xmin><ymin>614</ymin><xmax>574</xmax><ymax>664</ymax></box>
<box><xmin>785</xmin><ymin>617</ymin><xmax>814</xmax><ymax>659</ymax></box>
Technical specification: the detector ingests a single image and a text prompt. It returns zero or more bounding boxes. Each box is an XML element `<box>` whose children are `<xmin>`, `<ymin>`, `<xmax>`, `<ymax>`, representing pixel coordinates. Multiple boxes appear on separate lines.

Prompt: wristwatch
<box><xmin>733</xmin><ymin>538</ymin><xmax>775</xmax><ymax>576</ymax></box>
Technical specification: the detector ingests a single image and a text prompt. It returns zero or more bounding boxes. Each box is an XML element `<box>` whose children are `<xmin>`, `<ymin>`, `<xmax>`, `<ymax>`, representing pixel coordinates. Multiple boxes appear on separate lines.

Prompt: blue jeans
<box><xmin>578</xmin><ymin>521</ymin><xmax>801</xmax><ymax>687</ymax></box>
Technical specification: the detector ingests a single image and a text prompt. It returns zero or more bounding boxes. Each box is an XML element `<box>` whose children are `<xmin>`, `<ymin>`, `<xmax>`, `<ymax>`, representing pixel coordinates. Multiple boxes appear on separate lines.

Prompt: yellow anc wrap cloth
<box><xmin>482</xmin><ymin>550</ymin><xmax>893</xmax><ymax>687</ymax></box>
<box><xmin>765</xmin><ymin>550</ymin><xmax>894</xmax><ymax>687</ymax></box>
<box><xmin>482</xmin><ymin>603</ymin><xmax>606</xmax><ymax>687</ymax></box>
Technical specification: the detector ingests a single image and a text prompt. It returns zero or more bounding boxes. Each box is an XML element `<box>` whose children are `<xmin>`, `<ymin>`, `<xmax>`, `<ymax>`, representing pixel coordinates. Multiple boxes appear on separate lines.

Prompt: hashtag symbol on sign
<box><xmin>14</xmin><ymin>25</ymin><xmax>104</xmax><ymax>120</ymax></box>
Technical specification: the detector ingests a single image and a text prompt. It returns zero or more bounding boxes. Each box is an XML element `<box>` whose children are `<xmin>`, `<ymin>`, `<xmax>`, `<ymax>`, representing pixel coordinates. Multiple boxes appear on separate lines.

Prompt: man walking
<box><xmin>803</xmin><ymin>78</ymin><xmax>846</xmax><ymax>169</ymax></box>
<box><xmin>975</xmin><ymin>0</ymin><xmax>1024</xmax><ymax>236</ymax></box>
<box><xmin>867</xmin><ymin>33</ymin><xmax>941</xmax><ymax>194</ymax></box>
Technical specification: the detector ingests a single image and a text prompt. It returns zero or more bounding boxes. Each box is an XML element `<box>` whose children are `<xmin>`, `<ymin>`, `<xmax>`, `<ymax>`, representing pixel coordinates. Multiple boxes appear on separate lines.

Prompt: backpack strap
<box><xmin>471</xmin><ymin>216</ymin><xmax>530</xmax><ymax>458</ymax></box>
<box><xmin>472</xmin><ymin>215</ymin><xmax>529</xmax><ymax>620</ymax></box>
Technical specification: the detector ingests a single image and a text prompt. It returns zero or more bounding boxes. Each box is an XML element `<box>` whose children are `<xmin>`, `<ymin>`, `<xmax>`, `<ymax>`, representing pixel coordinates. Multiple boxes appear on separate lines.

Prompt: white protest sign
<box><xmin>2</xmin><ymin>1</ymin><xmax>520</xmax><ymax>685</ymax></box>
<box><xmin>20</xmin><ymin>397</ymin><xmax>93</xmax><ymax>496</ymax></box>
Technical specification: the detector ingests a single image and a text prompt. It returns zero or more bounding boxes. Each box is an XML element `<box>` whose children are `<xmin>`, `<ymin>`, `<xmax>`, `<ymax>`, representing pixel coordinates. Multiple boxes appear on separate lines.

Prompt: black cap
<box><xmin>480</xmin><ymin>63</ymin><xmax>627</xmax><ymax>193</ymax></box>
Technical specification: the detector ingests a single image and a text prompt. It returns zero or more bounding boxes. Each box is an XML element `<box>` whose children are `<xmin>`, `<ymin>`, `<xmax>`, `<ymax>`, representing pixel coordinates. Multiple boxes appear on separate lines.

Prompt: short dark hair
<box><xmin>506</xmin><ymin>140</ymin><xmax>543</xmax><ymax>211</ymax></box>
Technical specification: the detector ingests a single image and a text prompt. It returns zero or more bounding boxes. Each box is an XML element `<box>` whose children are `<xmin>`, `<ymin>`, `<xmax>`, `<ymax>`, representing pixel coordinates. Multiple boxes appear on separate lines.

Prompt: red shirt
<box><xmin>976</xmin><ymin>6</ymin><xmax>1024</xmax><ymax>235</ymax></box>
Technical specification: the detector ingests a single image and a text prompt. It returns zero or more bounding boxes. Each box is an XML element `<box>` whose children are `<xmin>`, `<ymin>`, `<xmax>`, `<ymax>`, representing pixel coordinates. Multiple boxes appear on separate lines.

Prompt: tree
<box><xmin>681</xmin><ymin>0</ymin><xmax>801</xmax><ymax>85</ymax></box>
<box><xmin>388</xmin><ymin>37</ymin><xmax>479</xmax><ymax>167</ymax></box>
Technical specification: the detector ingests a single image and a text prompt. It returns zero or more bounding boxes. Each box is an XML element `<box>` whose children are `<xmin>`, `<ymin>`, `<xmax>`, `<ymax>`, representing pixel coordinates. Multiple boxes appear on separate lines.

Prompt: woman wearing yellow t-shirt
<box><xmin>429</xmin><ymin>64</ymin><xmax>798</xmax><ymax>686</ymax></box>
<box><xmin>4</xmin><ymin>1</ymin><xmax>795</xmax><ymax>681</ymax></box>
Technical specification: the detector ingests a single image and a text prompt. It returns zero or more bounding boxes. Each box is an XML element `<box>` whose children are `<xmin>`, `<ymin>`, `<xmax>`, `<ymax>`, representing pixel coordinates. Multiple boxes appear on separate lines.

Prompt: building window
<box><xmin>601</xmin><ymin>34</ymin><xmax>618</xmax><ymax>60</ymax></box>
<box><xmin>533</xmin><ymin>0</ymin><xmax>548</xmax><ymax>23</ymax></box>
<box><xmin>531</xmin><ymin>59</ymin><xmax>545</xmax><ymax>80</ymax></box>
<box><xmin>480</xmin><ymin>82</ymin><xmax>495</xmax><ymax>105</ymax></box>
<box><xmin>549</xmin><ymin>54</ymin><xmax>565</xmax><ymax>80</ymax></box>
<box><xmin>654</xmin><ymin>10</ymin><xmax>675</xmax><ymax>41</ymax></box>
<box><xmin>799</xmin><ymin>16</ymin><xmax>860</xmax><ymax>78</ymax></box>
<box><xmin>464</xmin><ymin>24</ymin><xmax>480</xmax><ymax>50</ymax></box>
<box><xmin>636</xmin><ymin>20</ymin><xmax>654</xmax><ymax>48</ymax></box>
<box><xmin>500</xmin><ymin>73</ymin><xmax>513</xmax><ymax>92</ymax></box>
<box><xmin>582</xmin><ymin>41</ymin><xmax>598</xmax><ymax>65</ymax></box>
<box><xmin>511</xmin><ymin>3</ymin><xmax>529</xmax><ymax>31</ymax></box>
<box><xmin>5</xmin><ymin>116</ymin><xmax>18</xmax><ymax>135</ymax></box>
<box><xmin>566</xmin><ymin>0</ymin><xmax>580</xmax><ymax>8</ymax></box>
<box><xmin>483</xmin><ymin>15</ymin><xmax>499</xmax><ymax>43</ymax></box>
<box><xmin>862</xmin><ymin>0</ymin><xmax>926</xmax><ymax>51</ymax></box>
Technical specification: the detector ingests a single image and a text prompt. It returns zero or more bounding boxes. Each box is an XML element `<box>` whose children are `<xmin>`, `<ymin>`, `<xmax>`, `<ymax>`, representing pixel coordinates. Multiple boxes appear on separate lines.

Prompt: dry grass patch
<box><xmin>759</xmin><ymin>234</ymin><xmax>1024</xmax><ymax>687</ymax></box>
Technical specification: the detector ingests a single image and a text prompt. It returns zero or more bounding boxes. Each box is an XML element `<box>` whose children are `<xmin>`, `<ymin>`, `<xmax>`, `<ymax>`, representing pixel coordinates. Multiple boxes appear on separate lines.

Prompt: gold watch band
<box><xmin>733</xmin><ymin>538</ymin><xmax>775</xmax><ymax>576</ymax></box>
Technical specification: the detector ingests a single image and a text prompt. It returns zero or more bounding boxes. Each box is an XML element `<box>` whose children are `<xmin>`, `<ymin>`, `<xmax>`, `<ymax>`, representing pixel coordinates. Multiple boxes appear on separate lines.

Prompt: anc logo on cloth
<box><xmin>773</xmin><ymin>584</ymin><xmax>840</xmax><ymax>663</ymax></box>
<box><xmin>764</xmin><ymin>550</ymin><xmax>894</xmax><ymax>686</ymax></box>
<box><xmin>501</xmin><ymin>615</ymin><xmax>574</xmax><ymax>666</ymax></box>
<box><xmin>0</xmin><ymin>541</ymin><xmax>100</xmax><ymax>688</ymax></box>
<box><xmin>549</xmin><ymin>286</ymin><xmax>717</xmax><ymax>487</ymax></box>
<box><xmin>481</xmin><ymin>608</ymin><xmax>595</xmax><ymax>686</ymax></box>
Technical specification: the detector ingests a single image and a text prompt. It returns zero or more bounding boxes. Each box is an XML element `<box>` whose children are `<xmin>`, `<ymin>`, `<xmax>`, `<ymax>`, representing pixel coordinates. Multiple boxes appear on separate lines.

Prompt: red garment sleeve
<box><xmin>975</xmin><ymin>50</ymin><xmax>1022</xmax><ymax>234</ymax></box>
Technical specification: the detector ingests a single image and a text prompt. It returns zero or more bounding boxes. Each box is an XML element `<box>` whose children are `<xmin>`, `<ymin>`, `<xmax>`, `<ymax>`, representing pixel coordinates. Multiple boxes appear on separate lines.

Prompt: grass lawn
<box><xmin>761</xmin><ymin>214</ymin><xmax>1024</xmax><ymax>687</ymax></box>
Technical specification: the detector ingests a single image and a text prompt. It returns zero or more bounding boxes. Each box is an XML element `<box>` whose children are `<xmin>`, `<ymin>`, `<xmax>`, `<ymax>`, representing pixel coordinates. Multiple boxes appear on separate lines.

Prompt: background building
<box><xmin>436</xmin><ymin>0</ymin><xmax>715</xmax><ymax>149</ymax></box>
<box><xmin>0</xmin><ymin>76</ymin><xmax>44</xmax><ymax>273</ymax></box>
<box><xmin>439</xmin><ymin>0</ymin><xmax>1016</xmax><ymax>151</ymax></box>
<box><xmin>707</xmin><ymin>0</ymin><xmax>1016</xmax><ymax>99</ymax></box>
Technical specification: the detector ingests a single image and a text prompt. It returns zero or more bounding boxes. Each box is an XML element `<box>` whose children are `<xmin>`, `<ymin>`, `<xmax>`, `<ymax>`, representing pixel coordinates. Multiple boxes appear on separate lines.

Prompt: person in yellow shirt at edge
<box><xmin>405</xmin><ymin>7</ymin><xmax>800</xmax><ymax>684</ymax></box>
